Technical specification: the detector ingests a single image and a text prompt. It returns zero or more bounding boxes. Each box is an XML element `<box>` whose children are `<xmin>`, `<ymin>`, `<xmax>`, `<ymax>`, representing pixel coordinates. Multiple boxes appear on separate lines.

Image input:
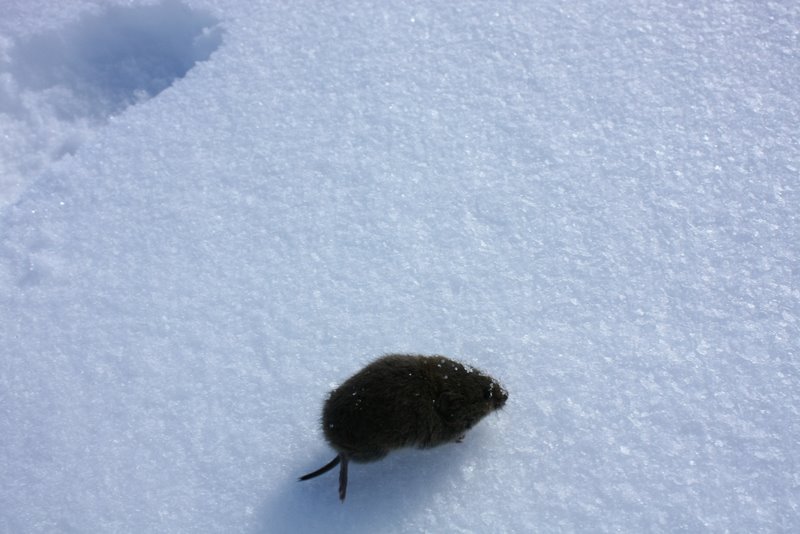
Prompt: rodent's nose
<box><xmin>494</xmin><ymin>386</ymin><xmax>508</xmax><ymax>408</ymax></box>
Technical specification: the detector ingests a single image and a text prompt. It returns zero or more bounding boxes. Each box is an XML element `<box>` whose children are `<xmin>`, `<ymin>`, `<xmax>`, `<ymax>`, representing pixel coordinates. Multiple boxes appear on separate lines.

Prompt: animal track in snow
<box><xmin>0</xmin><ymin>0</ymin><xmax>223</xmax><ymax>208</ymax></box>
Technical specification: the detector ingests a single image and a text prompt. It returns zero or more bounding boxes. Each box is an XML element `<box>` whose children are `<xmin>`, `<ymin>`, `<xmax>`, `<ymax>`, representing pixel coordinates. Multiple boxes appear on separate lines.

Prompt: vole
<box><xmin>299</xmin><ymin>353</ymin><xmax>508</xmax><ymax>501</ymax></box>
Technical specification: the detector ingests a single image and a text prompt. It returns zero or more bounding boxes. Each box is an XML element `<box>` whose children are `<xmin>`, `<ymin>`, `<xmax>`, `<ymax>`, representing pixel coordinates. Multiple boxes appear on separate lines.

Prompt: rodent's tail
<box><xmin>298</xmin><ymin>455</ymin><xmax>341</xmax><ymax>481</ymax></box>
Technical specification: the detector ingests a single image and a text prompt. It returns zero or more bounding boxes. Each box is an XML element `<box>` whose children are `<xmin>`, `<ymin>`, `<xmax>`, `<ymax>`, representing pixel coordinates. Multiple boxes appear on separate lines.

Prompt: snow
<box><xmin>1</xmin><ymin>0</ymin><xmax>798</xmax><ymax>532</ymax></box>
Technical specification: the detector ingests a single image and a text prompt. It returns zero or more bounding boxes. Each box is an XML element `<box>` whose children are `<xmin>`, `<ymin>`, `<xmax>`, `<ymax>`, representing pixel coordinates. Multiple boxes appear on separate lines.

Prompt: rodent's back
<box><xmin>322</xmin><ymin>355</ymin><xmax>436</xmax><ymax>461</ymax></box>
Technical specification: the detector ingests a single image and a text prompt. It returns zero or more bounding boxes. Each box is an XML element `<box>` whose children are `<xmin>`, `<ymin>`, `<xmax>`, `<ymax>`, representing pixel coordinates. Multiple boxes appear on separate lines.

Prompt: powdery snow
<box><xmin>1</xmin><ymin>1</ymin><xmax>798</xmax><ymax>532</ymax></box>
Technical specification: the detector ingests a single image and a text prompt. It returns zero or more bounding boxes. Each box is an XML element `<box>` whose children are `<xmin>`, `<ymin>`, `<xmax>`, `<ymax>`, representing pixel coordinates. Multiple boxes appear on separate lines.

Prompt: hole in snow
<box><xmin>5</xmin><ymin>0</ymin><xmax>222</xmax><ymax>120</ymax></box>
<box><xmin>0</xmin><ymin>0</ymin><xmax>223</xmax><ymax>207</ymax></box>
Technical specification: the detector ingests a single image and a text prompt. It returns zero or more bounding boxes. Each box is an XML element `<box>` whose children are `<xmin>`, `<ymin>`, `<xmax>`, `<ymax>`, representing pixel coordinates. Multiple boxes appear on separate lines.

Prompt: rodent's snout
<box><xmin>492</xmin><ymin>383</ymin><xmax>508</xmax><ymax>409</ymax></box>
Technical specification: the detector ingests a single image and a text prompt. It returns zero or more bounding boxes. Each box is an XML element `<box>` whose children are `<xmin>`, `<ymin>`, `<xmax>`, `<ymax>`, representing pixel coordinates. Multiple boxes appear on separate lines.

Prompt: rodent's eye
<box><xmin>483</xmin><ymin>386</ymin><xmax>493</xmax><ymax>400</ymax></box>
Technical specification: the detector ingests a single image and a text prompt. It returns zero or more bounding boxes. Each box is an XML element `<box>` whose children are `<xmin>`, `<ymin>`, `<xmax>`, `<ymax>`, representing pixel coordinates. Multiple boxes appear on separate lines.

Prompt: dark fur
<box><xmin>299</xmin><ymin>354</ymin><xmax>508</xmax><ymax>501</ymax></box>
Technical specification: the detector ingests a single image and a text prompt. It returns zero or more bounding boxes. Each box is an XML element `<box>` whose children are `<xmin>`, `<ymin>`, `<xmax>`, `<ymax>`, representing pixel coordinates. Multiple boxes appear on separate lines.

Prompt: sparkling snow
<box><xmin>1</xmin><ymin>1</ymin><xmax>798</xmax><ymax>532</ymax></box>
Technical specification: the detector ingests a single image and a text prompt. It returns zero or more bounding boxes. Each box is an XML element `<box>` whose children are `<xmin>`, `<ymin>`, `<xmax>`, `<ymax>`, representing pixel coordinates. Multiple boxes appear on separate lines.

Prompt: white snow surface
<box><xmin>1</xmin><ymin>0</ymin><xmax>798</xmax><ymax>532</ymax></box>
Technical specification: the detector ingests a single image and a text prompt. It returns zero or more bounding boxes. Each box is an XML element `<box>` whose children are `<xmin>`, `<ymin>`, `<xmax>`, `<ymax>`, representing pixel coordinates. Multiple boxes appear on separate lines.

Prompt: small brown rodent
<box><xmin>299</xmin><ymin>353</ymin><xmax>508</xmax><ymax>501</ymax></box>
